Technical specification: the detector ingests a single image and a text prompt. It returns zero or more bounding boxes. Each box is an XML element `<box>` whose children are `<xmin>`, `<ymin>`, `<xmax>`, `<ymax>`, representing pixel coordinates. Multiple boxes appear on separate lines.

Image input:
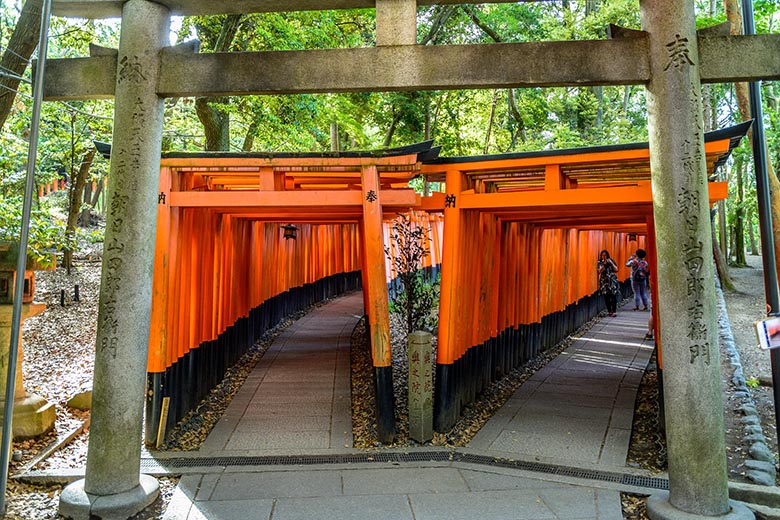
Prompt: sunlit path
<box><xmin>469</xmin><ymin>302</ymin><xmax>654</xmax><ymax>469</ymax></box>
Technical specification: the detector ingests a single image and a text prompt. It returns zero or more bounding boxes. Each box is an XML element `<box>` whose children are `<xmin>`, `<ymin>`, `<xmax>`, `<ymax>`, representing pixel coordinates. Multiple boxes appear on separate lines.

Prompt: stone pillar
<box><xmin>376</xmin><ymin>0</ymin><xmax>417</xmax><ymax>46</ymax></box>
<box><xmin>640</xmin><ymin>1</ymin><xmax>752</xmax><ymax>518</ymax></box>
<box><xmin>408</xmin><ymin>331</ymin><xmax>433</xmax><ymax>443</ymax></box>
<box><xmin>0</xmin><ymin>303</ymin><xmax>55</xmax><ymax>439</ymax></box>
<box><xmin>59</xmin><ymin>1</ymin><xmax>168</xmax><ymax>518</ymax></box>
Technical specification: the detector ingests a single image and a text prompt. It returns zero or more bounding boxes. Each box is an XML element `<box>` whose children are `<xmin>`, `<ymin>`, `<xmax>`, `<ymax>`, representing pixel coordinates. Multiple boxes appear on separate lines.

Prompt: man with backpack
<box><xmin>626</xmin><ymin>249</ymin><xmax>650</xmax><ymax>311</ymax></box>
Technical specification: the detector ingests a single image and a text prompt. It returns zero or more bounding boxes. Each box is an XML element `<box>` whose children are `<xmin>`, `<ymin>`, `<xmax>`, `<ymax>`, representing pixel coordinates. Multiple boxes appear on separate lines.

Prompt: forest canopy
<box><xmin>0</xmin><ymin>0</ymin><xmax>778</xmax><ymax>268</ymax></box>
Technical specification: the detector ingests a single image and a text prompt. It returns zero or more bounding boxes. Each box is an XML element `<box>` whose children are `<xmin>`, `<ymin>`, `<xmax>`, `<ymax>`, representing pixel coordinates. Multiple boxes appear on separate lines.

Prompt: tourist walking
<box><xmin>597</xmin><ymin>249</ymin><xmax>620</xmax><ymax>317</ymax></box>
<box><xmin>625</xmin><ymin>248</ymin><xmax>650</xmax><ymax>311</ymax></box>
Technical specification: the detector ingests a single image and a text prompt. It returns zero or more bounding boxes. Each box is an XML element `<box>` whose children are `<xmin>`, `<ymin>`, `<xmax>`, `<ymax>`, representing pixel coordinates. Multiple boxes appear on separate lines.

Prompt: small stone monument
<box><xmin>408</xmin><ymin>331</ymin><xmax>433</xmax><ymax>443</ymax></box>
<box><xmin>0</xmin><ymin>242</ymin><xmax>55</xmax><ymax>439</ymax></box>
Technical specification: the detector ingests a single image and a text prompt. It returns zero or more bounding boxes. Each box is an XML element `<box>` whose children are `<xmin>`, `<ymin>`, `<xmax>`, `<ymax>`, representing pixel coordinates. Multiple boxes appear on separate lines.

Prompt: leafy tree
<box><xmin>385</xmin><ymin>214</ymin><xmax>439</xmax><ymax>334</ymax></box>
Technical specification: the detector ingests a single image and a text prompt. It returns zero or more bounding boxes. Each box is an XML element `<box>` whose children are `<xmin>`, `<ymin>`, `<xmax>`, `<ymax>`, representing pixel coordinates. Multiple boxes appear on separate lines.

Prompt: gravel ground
<box><xmin>5</xmin><ymin>254</ymin><xmax>774</xmax><ymax>519</ymax></box>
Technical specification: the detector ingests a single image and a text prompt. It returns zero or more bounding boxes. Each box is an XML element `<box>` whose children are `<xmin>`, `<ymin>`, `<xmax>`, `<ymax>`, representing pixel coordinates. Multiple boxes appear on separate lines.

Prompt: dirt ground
<box><xmin>721</xmin><ymin>253</ymin><xmax>778</xmax><ymax>482</ymax></box>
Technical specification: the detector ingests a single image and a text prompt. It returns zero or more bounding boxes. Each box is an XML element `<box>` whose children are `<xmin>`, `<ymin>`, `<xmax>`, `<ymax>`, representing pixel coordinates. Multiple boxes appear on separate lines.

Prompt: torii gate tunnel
<box><xmin>143</xmin><ymin>123</ymin><xmax>748</xmax><ymax>443</ymax></box>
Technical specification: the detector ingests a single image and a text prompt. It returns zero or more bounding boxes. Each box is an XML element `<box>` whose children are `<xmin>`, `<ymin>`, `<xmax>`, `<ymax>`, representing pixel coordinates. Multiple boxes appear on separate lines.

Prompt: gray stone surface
<box><xmin>409</xmin><ymin>489</ymin><xmax>562</xmax><ymax>520</ymax></box>
<box><xmin>274</xmin><ymin>494</ymin><xmax>414</xmax><ymax>520</ymax></box>
<box><xmin>745</xmin><ymin>460</ymin><xmax>777</xmax><ymax>473</ymax></box>
<box><xmin>158</xmin><ymin>295</ymin><xmax>667</xmax><ymax>519</ymax></box>
<box><xmin>209</xmin><ymin>471</ymin><xmax>342</xmax><ymax>500</ymax></box>
<box><xmin>201</xmin><ymin>293</ymin><xmax>360</xmax><ymax>454</ymax></box>
<box><xmin>342</xmin><ymin>467</ymin><xmax>467</xmax><ymax>495</ymax></box>
<box><xmin>641</xmin><ymin>0</ymin><xmax>731</xmax><ymax>514</ymax></box>
<box><xmin>376</xmin><ymin>0</ymin><xmax>416</xmax><ymax>46</ymax></box>
<box><xmin>59</xmin><ymin>474</ymin><xmax>159</xmax><ymax>520</ymax></box>
<box><xmin>62</xmin><ymin>1</ymin><xmax>169</xmax><ymax>513</ymax></box>
<box><xmin>749</xmin><ymin>442</ymin><xmax>775</xmax><ymax>463</ymax></box>
<box><xmin>747</xmin><ymin>470</ymin><xmax>776</xmax><ymax>487</ymax></box>
<box><xmin>408</xmin><ymin>331</ymin><xmax>434</xmax><ymax>443</ymax></box>
<box><xmin>467</xmin><ymin>303</ymin><xmax>651</xmax><ymax>468</ymax></box>
<box><xmin>647</xmin><ymin>491</ymin><xmax>755</xmax><ymax>520</ymax></box>
<box><xmin>66</xmin><ymin>390</ymin><xmax>92</xmax><ymax>411</ymax></box>
<box><xmin>740</xmin><ymin>404</ymin><xmax>759</xmax><ymax>417</ymax></box>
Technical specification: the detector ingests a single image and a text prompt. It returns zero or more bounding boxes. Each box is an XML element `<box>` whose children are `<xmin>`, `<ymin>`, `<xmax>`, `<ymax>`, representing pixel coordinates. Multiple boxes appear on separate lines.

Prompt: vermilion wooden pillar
<box><xmin>361</xmin><ymin>164</ymin><xmax>395</xmax><ymax>443</ymax></box>
<box><xmin>435</xmin><ymin>169</ymin><xmax>464</xmax><ymax>431</ymax></box>
<box><xmin>145</xmin><ymin>166</ymin><xmax>172</xmax><ymax>445</ymax></box>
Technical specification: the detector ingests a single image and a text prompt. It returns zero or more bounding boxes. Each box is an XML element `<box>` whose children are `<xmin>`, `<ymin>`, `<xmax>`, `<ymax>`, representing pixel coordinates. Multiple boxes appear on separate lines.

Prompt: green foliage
<box><xmin>746</xmin><ymin>377</ymin><xmax>760</xmax><ymax>389</ymax></box>
<box><xmin>0</xmin><ymin>197</ymin><xmax>66</xmax><ymax>268</ymax></box>
<box><xmin>385</xmin><ymin>214</ymin><xmax>440</xmax><ymax>334</ymax></box>
<box><xmin>0</xmin><ymin>0</ymin><xmax>777</xmax><ymax>274</ymax></box>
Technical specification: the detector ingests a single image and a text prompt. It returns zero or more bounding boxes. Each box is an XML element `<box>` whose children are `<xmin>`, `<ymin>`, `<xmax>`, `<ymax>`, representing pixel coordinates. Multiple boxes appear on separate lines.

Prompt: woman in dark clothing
<box><xmin>597</xmin><ymin>249</ymin><xmax>620</xmax><ymax>317</ymax></box>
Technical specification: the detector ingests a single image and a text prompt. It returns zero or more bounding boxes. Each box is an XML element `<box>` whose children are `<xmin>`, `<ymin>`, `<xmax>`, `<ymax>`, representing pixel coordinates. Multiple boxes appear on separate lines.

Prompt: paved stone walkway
<box><xmin>162</xmin><ymin>296</ymin><xmax>654</xmax><ymax>519</ymax></box>
<box><xmin>200</xmin><ymin>292</ymin><xmax>360</xmax><ymax>455</ymax></box>
<box><xmin>469</xmin><ymin>306</ymin><xmax>654</xmax><ymax>469</ymax></box>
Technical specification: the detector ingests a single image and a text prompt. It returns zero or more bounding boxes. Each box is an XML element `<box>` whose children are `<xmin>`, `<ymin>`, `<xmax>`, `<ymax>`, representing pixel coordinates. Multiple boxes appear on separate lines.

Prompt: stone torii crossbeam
<box><xmin>41</xmin><ymin>1</ymin><xmax>780</xmax><ymax>519</ymax></box>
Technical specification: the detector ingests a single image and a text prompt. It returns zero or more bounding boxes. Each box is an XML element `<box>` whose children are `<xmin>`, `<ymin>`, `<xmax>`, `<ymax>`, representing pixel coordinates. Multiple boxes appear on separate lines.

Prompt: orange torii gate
<box><xmin>145</xmin><ymin>144</ymin><xmax>429</xmax><ymax>443</ymax></box>
<box><xmin>143</xmin><ymin>122</ymin><xmax>747</xmax><ymax>443</ymax></box>
<box><xmin>420</xmin><ymin>122</ymin><xmax>749</xmax><ymax>430</ymax></box>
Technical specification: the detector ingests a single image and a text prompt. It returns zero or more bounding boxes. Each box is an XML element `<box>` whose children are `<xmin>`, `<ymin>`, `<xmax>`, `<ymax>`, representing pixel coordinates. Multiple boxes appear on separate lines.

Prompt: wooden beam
<box><xmin>544</xmin><ymin>164</ymin><xmax>563</xmax><ymax>191</ymax></box>
<box><xmin>459</xmin><ymin>181</ymin><xmax>728</xmax><ymax>210</ymax></box>
<box><xmin>168</xmin><ymin>189</ymin><xmax>419</xmax><ymax>207</ymax></box>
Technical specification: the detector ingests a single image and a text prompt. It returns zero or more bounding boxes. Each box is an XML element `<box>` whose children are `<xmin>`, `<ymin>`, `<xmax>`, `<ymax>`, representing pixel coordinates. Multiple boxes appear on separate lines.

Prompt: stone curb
<box><xmin>716</xmin><ymin>277</ymin><xmax>777</xmax><ymax>486</ymax></box>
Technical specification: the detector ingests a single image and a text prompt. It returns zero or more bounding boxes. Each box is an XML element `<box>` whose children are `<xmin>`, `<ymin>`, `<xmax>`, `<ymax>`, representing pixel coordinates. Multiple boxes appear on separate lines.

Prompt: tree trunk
<box><xmin>330</xmin><ymin>122</ymin><xmax>340</xmax><ymax>152</ymax></box>
<box><xmin>90</xmin><ymin>179</ymin><xmax>104</xmax><ymax>210</ymax></box>
<box><xmin>63</xmin><ymin>149</ymin><xmax>96</xmax><ymax>273</ymax></box>
<box><xmin>424</xmin><ymin>101</ymin><xmax>431</xmax><ymax>141</ymax></box>
<box><xmin>195</xmin><ymin>14</ymin><xmax>242</xmax><ymax>151</ymax></box>
<box><xmin>383</xmin><ymin>111</ymin><xmax>402</xmax><ymax>147</ymax></box>
<box><xmin>622</xmin><ymin>85</ymin><xmax>631</xmax><ymax>117</ymax></box>
<box><xmin>0</xmin><ymin>0</ymin><xmax>41</xmax><ymax>131</ymax></box>
<box><xmin>718</xmin><ymin>199</ymin><xmax>727</xmax><ymax>255</ymax></box>
<box><xmin>196</xmin><ymin>97</ymin><xmax>230</xmax><ymax>151</ymax></box>
<box><xmin>80</xmin><ymin>181</ymin><xmax>92</xmax><ymax>226</ymax></box>
<box><xmin>483</xmin><ymin>90</ymin><xmax>499</xmax><ymax>154</ymax></box>
<box><xmin>734</xmin><ymin>157</ymin><xmax>746</xmax><ymax>266</ymax></box>
<box><xmin>242</xmin><ymin>118</ymin><xmax>259</xmax><ymax>151</ymax></box>
<box><xmin>702</xmin><ymin>85</ymin><xmax>713</xmax><ymax>131</ymax></box>
<box><xmin>592</xmin><ymin>86</ymin><xmax>604</xmax><ymax>129</ymax></box>
<box><xmin>748</xmin><ymin>215</ymin><xmax>759</xmax><ymax>255</ymax></box>
<box><xmin>726</xmin><ymin>0</ymin><xmax>780</xmax><ymax>278</ymax></box>
<box><xmin>508</xmin><ymin>90</ymin><xmax>526</xmax><ymax>146</ymax></box>
<box><xmin>713</xmin><ymin>212</ymin><xmax>735</xmax><ymax>290</ymax></box>
<box><xmin>419</xmin><ymin>5</ymin><xmax>457</xmax><ymax>45</ymax></box>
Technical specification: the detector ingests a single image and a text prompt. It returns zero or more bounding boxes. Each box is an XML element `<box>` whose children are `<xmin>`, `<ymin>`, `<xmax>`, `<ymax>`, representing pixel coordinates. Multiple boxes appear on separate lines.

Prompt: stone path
<box><xmin>469</xmin><ymin>305</ymin><xmax>654</xmax><ymax>469</ymax></box>
<box><xmin>162</xmin><ymin>296</ymin><xmax>654</xmax><ymax>519</ymax></box>
<box><xmin>200</xmin><ymin>292</ymin><xmax>360</xmax><ymax>455</ymax></box>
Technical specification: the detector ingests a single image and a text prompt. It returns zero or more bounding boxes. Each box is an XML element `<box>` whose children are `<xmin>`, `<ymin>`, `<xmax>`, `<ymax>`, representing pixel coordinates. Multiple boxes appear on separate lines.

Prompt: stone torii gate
<box><xmin>41</xmin><ymin>1</ymin><xmax>780</xmax><ymax>518</ymax></box>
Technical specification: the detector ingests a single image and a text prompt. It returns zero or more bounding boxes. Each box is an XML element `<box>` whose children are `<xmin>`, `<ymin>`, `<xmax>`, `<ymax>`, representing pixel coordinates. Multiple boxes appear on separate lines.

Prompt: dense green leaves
<box><xmin>0</xmin><ymin>0</ymin><xmax>778</xmax><ymax>261</ymax></box>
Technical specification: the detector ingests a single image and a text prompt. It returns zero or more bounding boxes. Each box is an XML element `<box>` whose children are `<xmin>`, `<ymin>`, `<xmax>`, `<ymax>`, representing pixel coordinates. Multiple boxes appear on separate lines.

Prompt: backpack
<box><xmin>635</xmin><ymin>259</ymin><xmax>648</xmax><ymax>281</ymax></box>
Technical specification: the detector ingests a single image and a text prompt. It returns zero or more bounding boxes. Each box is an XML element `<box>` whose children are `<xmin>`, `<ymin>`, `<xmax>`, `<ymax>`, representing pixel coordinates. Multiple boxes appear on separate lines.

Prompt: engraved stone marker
<box><xmin>408</xmin><ymin>331</ymin><xmax>433</xmax><ymax>443</ymax></box>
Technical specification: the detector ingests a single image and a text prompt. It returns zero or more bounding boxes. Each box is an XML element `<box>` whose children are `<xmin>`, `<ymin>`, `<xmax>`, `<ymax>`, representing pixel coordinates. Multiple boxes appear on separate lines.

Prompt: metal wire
<box><xmin>0</xmin><ymin>67</ymin><xmax>32</xmax><ymax>84</ymax></box>
<box><xmin>0</xmin><ymin>0</ymin><xmax>51</xmax><ymax>514</ymax></box>
<box><xmin>0</xmin><ymin>44</ymin><xmax>32</xmax><ymax>64</ymax></box>
<box><xmin>0</xmin><ymin>82</ymin><xmax>31</xmax><ymax>97</ymax></box>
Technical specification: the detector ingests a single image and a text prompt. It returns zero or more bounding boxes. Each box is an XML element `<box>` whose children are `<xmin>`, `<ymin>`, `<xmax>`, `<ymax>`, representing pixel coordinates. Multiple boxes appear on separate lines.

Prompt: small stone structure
<box><xmin>408</xmin><ymin>331</ymin><xmax>433</xmax><ymax>443</ymax></box>
<box><xmin>0</xmin><ymin>243</ymin><xmax>54</xmax><ymax>439</ymax></box>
